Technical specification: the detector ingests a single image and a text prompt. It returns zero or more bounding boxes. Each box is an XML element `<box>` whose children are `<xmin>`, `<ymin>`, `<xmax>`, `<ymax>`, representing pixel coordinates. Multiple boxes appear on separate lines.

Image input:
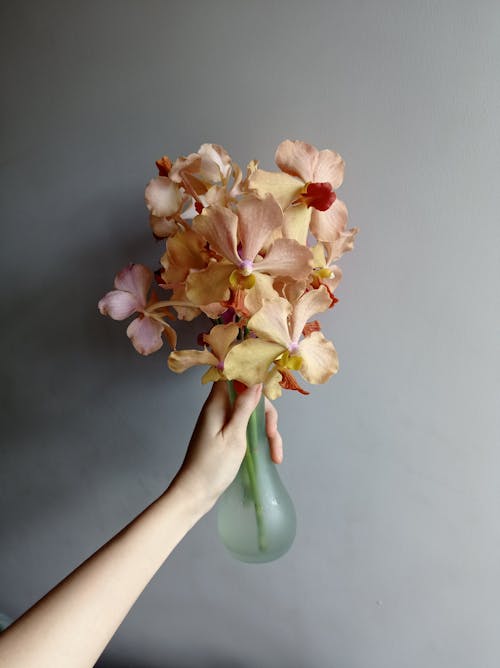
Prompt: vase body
<box><xmin>217</xmin><ymin>384</ymin><xmax>296</xmax><ymax>563</ymax></box>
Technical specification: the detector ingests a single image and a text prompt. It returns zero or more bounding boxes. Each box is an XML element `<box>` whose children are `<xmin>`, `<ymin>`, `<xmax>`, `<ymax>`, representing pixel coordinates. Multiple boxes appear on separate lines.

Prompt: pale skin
<box><xmin>0</xmin><ymin>382</ymin><xmax>282</xmax><ymax>668</ymax></box>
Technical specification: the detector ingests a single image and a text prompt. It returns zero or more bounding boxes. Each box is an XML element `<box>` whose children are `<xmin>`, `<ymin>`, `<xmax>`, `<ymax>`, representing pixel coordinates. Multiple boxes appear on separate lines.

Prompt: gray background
<box><xmin>1</xmin><ymin>1</ymin><xmax>499</xmax><ymax>667</ymax></box>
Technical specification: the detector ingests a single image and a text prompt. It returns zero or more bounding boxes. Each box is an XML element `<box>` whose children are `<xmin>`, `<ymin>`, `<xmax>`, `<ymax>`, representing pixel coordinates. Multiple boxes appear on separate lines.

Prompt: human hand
<box><xmin>170</xmin><ymin>382</ymin><xmax>283</xmax><ymax>512</ymax></box>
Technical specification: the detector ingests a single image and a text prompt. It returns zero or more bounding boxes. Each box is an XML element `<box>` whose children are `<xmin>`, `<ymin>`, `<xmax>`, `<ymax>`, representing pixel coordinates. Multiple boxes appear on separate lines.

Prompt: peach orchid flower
<box><xmin>223</xmin><ymin>285</ymin><xmax>338</xmax><ymax>395</ymax></box>
<box><xmin>186</xmin><ymin>193</ymin><xmax>313</xmax><ymax>306</ymax></box>
<box><xmin>98</xmin><ymin>264</ymin><xmax>176</xmax><ymax>354</ymax></box>
<box><xmin>249</xmin><ymin>139</ymin><xmax>349</xmax><ymax>244</ymax></box>
<box><xmin>168</xmin><ymin>323</ymin><xmax>239</xmax><ymax>384</ymax></box>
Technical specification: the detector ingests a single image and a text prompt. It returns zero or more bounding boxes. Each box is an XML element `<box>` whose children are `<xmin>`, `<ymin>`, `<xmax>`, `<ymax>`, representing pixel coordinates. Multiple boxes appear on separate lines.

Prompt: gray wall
<box><xmin>1</xmin><ymin>1</ymin><xmax>499</xmax><ymax>667</ymax></box>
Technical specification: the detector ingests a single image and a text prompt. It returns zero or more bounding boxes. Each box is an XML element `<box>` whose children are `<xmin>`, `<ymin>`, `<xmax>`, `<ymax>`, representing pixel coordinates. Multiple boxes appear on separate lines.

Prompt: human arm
<box><xmin>0</xmin><ymin>382</ymin><xmax>281</xmax><ymax>668</ymax></box>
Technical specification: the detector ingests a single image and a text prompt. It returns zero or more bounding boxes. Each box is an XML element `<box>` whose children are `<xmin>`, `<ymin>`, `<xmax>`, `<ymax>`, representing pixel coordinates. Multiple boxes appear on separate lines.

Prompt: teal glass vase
<box><xmin>217</xmin><ymin>383</ymin><xmax>296</xmax><ymax>563</ymax></box>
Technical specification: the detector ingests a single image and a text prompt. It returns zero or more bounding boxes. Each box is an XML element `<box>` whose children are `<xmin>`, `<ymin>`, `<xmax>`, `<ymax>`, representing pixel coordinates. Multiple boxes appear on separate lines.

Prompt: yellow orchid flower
<box><xmin>168</xmin><ymin>323</ymin><xmax>239</xmax><ymax>384</ymax></box>
<box><xmin>223</xmin><ymin>285</ymin><xmax>338</xmax><ymax>393</ymax></box>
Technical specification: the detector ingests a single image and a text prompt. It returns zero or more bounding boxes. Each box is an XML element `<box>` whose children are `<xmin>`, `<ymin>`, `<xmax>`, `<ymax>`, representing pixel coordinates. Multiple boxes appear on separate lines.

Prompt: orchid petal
<box><xmin>323</xmin><ymin>226</ymin><xmax>359</xmax><ymax>262</ymax></box>
<box><xmin>201</xmin><ymin>367</ymin><xmax>224</xmax><ymax>384</ymax></box>
<box><xmin>198</xmin><ymin>143</ymin><xmax>232</xmax><ymax>181</ymax></box>
<box><xmin>237</xmin><ymin>194</ymin><xmax>283</xmax><ymax>262</ymax></box>
<box><xmin>185</xmin><ymin>261</ymin><xmax>233</xmax><ymax>305</ymax></box>
<box><xmin>244</xmin><ymin>272</ymin><xmax>280</xmax><ymax>315</ymax></box>
<box><xmin>248</xmin><ymin>168</ymin><xmax>303</xmax><ymax>209</ymax></box>
<box><xmin>149</xmin><ymin>214</ymin><xmax>179</xmax><ymax>239</ymax></box>
<box><xmin>313</xmin><ymin>150</ymin><xmax>345</xmax><ymax>189</ymax></box>
<box><xmin>283</xmin><ymin>203</ymin><xmax>311</xmax><ymax>245</ymax></box>
<box><xmin>298</xmin><ymin>331</ymin><xmax>339</xmax><ymax>384</ymax></box>
<box><xmin>264</xmin><ymin>367</ymin><xmax>283</xmax><ymax>400</ymax></box>
<box><xmin>275</xmin><ymin>140</ymin><xmax>317</xmax><ymax>182</ymax></box>
<box><xmin>311</xmin><ymin>242</ymin><xmax>327</xmax><ymax>268</ymax></box>
<box><xmin>98</xmin><ymin>290</ymin><xmax>141</xmax><ymax>320</ymax></box>
<box><xmin>203</xmin><ymin>323</ymin><xmax>239</xmax><ymax>361</ymax></box>
<box><xmin>255</xmin><ymin>238</ymin><xmax>313</xmax><ymax>281</ymax></box>
<box><xmin>193</xmin><ymin>207</ymin><xmax>240</xmax><ymax>265</ymax></box>
<box><xmin>199</xmin><ymin>302</ymin><xmax>227</xmax><ymax>319</ymax></box>
<box><xmin>169</xmin><ymin>284</ymin><xmax>201</xmax><ymax>321</ymax></box>
<box><xmin>310</xmin><ymin>198</ymin><xmax>349</xmax><ymax>242</ymax></box>
<box><xmin>145</xmin><ymin>176</ymin><xmax>182</xmax><ymax>218</ymax></box>
<box><xmin>162</xmin><ymin>228</ymin><xmax>207</xmax><ymax>284</ymax></box>
<box><xmin>224</xmin><ymin>339</ymin><xmax>285</xmax><ymax>387</ymax></box>
<box><xmin>247</xmin><ymin>297</ymin><xmax>291</xmax><ymax>348</ymax></box>
<box><xmin>323</xmin><ymin>264</ymin><xmax>343</xmax><ymax>293</ymax></box>
<box><xmin>290</xmin><ymin>285</ymin><xmax>332</xmax><ymax>343</ymax></box>
<box><xmin>114</xmin><ymin>264</ymin><xmax>152</xmax><ymax>307</ymax></box>
<box><xmin>126</xmin><ymin>316</ymin><xmax>167</xmax><ymax>355</ymax></box>
<box><xmin>168</xmin><ymin>348</ymin><xmax>218</xmax><ymax>374</ymax></box>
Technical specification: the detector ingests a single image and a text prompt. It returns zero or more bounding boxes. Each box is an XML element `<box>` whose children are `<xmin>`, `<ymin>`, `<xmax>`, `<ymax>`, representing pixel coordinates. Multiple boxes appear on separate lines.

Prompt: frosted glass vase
<box><xmin>217</xmin><ymin>382</ymin><xmax>296</xmax><ymax>563</ymax></box>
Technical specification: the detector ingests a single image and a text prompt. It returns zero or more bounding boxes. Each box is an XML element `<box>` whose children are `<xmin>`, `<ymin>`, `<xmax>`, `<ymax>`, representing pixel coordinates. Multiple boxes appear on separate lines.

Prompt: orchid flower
<box><xmin>186</xmin><ymin>193</ymin><xmax>313</xmax><ymax>306</ymax></box>
<box><xmin>168</xmin><ymin>323</ymin><xmax>239</xmax><ymax>384</ymax></box>
<box><xmin>98</xmin><ymin>264</ymin><xmax>176</xmax><ymax>354</ymax></box>
<box><xmin>223</xmin><ymin>285</ymin><xmax>338</xmax><ymax>396</ymax></box>
<box><xmin>249</xmin><ymin>139</ymin><xmax>349</xmax><ymax>243</ymax></box>
<box><xmin>167</xmin><ymin>143</ymin><xmax>243</xmax><ymax>212</ymax></box>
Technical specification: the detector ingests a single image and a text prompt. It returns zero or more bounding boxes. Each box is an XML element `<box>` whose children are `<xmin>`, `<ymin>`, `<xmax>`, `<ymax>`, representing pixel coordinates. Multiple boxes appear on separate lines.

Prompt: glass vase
<box><xmin>217</xmin><ymin>382</ymin><xmax>296</xmax><ymax>563</ymax></box>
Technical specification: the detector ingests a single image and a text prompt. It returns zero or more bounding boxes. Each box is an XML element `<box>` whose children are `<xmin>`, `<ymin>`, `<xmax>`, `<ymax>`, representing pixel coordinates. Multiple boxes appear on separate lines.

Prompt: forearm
<box><xmin>0</xmin><ymin>480</ymin><xmax>210</xmax><ymax>668</ymax></box>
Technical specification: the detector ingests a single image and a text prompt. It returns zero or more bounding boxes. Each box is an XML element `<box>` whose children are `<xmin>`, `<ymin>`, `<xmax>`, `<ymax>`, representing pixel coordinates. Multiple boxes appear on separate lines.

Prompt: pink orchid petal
<box><xmin>98</xmin><ymin>290</ymin><xmax>141</xmax><ymax>320</ymax></box>
<box><xmin>198</xmin><ymin>143</ymin><xmax>232</xmax><ymax>181</ymax></box>
<box><xmin>203</xmin><ymin>323</ymin><xmax>239</xmax><ymax>362</ymax></box>
<box><xmin>168</xmin><ymin>348</ymin><xmax>218</xmax><ymax>374</ymax></box>
<box><xmin>324</xmin><ymin>264</ymin><xmax>343</xmax><ymax>293</ymax></box>
<box><xmin>323</xmin><ymin>226</ymin><xmax>359</xmax><ymax>262</ymax></box>
<box><xmin>298</xmin><ymin>331</ymin><xmax>339</xmax><ymax>384</ymax></box>
<box><xmin>114</xmin><ymin>264</ymin><xmax>152</xmax><ymax>307</ymax></box>
<box><xmin>313</xmin><ymin>150</ymin><xmax>345</xmax><ymax>189</ymax></box>
<box><xmin>275</xmin><ymin>140</ymin><xmax>318</xmax><ymax>182</ymax></box>
<box><xmin>255</xmin><ymin>238</ymin><xmax>313</xmax><ymax>280</ymax></box>
<box><xmin>310</xmin><ymin>198</ymin><xmax>349</xmax><ymax>242</ymax></box>
<box><xmin>126</xmin><ymin>316</ymin><xmax>166</xmax><ymax>355</ymax></box>
<box><xmin>145</xmin><ymin>176</ymin><xmax>182</xmax><ymax>218</ymax></box>
<box><xmin>193</xmin><ymin>207</ymin><xmax>240</xmax><ymax>265</ymax></box>
<box><xmin>200</xmin><ymin>302</ymin><xmax>227</xmax><ymax>319</ymax></box>
<box><xmin>248</xmin><ymin>297</ymin><xmax>292</xmax><ymax>349</ymax></box>
<box><xmin>237</xmin><ymin>194</ymin><xmax>283</xmax><ymax>262</ymax></box>
<box><xmin>290</xmin><ymin>286</ymin><xmax>332</xmax><ymax>343</ymax></box>
<box><xmin>224</xmin><ymin>339</ymin><xmax>285</xmax><ymax>387</ymax></box>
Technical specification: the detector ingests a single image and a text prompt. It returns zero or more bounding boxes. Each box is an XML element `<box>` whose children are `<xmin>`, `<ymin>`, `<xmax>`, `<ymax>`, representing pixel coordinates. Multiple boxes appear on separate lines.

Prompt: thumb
<box><xmin>225</xmin><ymin>383</ymin><xmax>262</xmax><ymax>436</ymax></box>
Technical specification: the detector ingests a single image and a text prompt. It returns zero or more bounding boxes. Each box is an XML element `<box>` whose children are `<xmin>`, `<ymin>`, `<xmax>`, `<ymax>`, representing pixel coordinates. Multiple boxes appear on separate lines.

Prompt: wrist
<box><xmin>165</xmin><ymin>471</ymin><xmax>217</xmax><ymax>519</ymax></box>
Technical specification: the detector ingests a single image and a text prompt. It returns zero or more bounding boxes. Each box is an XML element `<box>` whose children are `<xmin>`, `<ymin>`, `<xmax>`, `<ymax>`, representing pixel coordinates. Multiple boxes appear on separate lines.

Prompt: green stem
<box><xmin>228</xmin><ymin>382</ymin><xmax>266</xmax><ymax>551</ymax></box>
<box><xmin>245</xmin><ymin>409</ymin><xmax>267</xmax><ymax>551</ymax></box>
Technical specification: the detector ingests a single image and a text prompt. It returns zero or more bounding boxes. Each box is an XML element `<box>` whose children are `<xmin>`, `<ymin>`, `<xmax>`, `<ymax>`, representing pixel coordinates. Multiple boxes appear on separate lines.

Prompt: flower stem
<box><xmin>228</xmin><ymin>381</ymin><xmax>266</xmax><ymax>551</ymax></box>
<box><xmin>245</xmin><ymin>408</ymin><xmax>267</xmax><ymax>551</ymax></box>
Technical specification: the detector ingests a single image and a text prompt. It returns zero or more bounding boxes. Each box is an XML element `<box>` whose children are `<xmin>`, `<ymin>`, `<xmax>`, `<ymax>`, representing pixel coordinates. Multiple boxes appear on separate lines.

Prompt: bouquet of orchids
<box><xmin>99</xmin><ymin>140</ymin><xmax>358</xmax><ymax>396</ymax></box>
<box><xmin>99</xmin><ymin>139</ymin><xmax>358</xmax><ymax>560</ymax></box>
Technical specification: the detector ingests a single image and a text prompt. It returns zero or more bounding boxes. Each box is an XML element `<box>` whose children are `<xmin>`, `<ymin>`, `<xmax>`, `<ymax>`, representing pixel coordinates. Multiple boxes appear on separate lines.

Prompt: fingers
<box><xmin>200</xmin><ymin>381</ymin><xmax>230</xmax><ymax>432</ymax></box>
<box><xmin>223</xmin><ymin>383</ymin><xmax>262</xmax><ymax>437</ymax></box>
<box><xmin>265</xmin><ymin>398</ymin><xmax>283</xmax><ymax>464</ymax></box>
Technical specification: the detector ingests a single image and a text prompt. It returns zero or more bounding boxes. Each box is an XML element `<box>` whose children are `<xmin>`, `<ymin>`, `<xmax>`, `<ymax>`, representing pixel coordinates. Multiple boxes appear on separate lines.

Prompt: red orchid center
<box><xmin>303</xmin><ymin>182</ymin><xmax>336</xmax><ymax>211</ymax></box>
<box><xmin>216</xmin><ymin>360</ymin><xmax>225</xmax><ymax>371</ymax></box>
